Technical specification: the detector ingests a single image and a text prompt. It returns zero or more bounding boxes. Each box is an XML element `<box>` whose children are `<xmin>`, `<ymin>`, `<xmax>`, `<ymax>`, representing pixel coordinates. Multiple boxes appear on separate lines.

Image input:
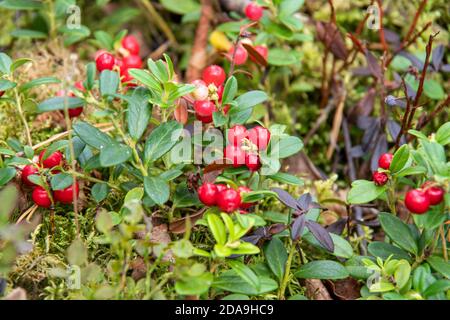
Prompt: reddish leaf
<box><xmin>242</xmin><ymin>43</ymin><xmax>267</xmax><ymax>67</ymax></box>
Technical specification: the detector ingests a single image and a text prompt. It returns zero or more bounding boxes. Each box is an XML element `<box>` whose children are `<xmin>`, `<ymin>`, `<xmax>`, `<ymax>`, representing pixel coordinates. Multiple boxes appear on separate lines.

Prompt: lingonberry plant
<box><xmin>0</xmin><ymin>0</ymin><xmax>448</xmax><ymax>302</ymax></box>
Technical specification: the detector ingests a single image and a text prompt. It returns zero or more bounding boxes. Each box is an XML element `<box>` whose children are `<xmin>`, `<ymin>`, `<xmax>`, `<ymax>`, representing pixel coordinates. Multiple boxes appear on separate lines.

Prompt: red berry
<box><xmin>228</xmin><ymin>45</ymin><xmax>248</xmax><ymax>65</ymax></box>
<box><xmin>68</xmin><ymin>107</ymin><xmax>83</xmax><ymax>118</ymax></box>
<box><xmin>245</xmin><ymin>153</ymin><xmax>261</xmax><ymax>171</ymax></box>
<box><xmin>237</xmin><ymin>186</ymin><xmax>254</xmax><ymax>209</ymax></box>
<box><xmin>202</xmin><ymin>65</ymin><xmax>226</xmax><ymax>86</ymax></box>
<box><xmin>21</xmin><ymin>165</ymin><xmax>39</xmax><ymax>186</ymax></box>
<box><xmin>378</xmin><ymin>153</ymin><xmax>394</xmax><ymax>170</ymax></box>
<box><xmin>32</xmin><ymin>187</ymin><xmax>52</xmax><ymax>208</ymax></box>
<box><xmin>54</xmin><ymin>182</ymin><xmax>80</xmax><ymax>204</ymax></box>
<box><xmin>96</xmin><ymin>52</ymin><xmax>115</xmax><ymax>72</ymax></box>
<box><xmin>217</xmin><ymin>188</ymin><xmax>242</xmax><ymax>213</ymax></box>
<box><xmin>74</xmin><ymin>81</ymin><xmax>85</xmax><ymax>92</ymax></box>
<box><xmin>248</xmin><ymin>126</ymin><xmax>271</xmax><ymax>150</ymax></box>
<box><xmin>123</xmin><ymin>54</ymin><xmax>142</xmax><ymax>69</ymax></box>
<box><xmin>224</xmin><ymin>145</ymin><xmax>246</xmax><ymax>167</ymax></box>
<box><xmin>121</xmin><ymin>35</ymin><xmax>140</xmax><ymax>55</ymax></box>
<box><xmin>250</xmin><ymin>45</ymin><xmax>268</xmax><ymax>62</ymax></box>
<box><xmin>39</xmin><ymin>150</ymin><xmax>63</xmax><ymax>169</ymax></box>
<box><xmin>215</xmin><ymin>184</ymin><xmax>228</xmax><ymax>193</ymax></box>
<box><xmin>405</xmin><ymin>189</ymin><xmax>430</xmax><ymax>214</ymax></box>
<box><xmin>424</xmin><ymin>186</ymin><xmax>445</xmax><ymax>205</ymax></box>
<box><xmin>372</xmin><ymin>171</ymin><xmax>388</xmax><ymax>186</ymax></box>
<box><xmin>228</xmin><ymin>125</ymin><xmax>248</xmax><ymax>146</ymax></box>
<box><xmin>245</xmin><ymin>2</ymin><xmax>264</xmax><ymax>21</ymax></box>
<box><xmin>194</xmin><ymin>100</ymin><xmax>216</xmax><ymax>123</ymax></box>
<box><xmin>198</xmin><ymin>183</ymin><xmax>218</xmax><ymax>206</ymax></box>
<box><xmin>191</xmin><ymin>79</ymin><xmax>209</xmax><ymax>101</ymax></box>
<box><xmin>217</xmin><ymin>85</ymin><xmax>224</xmax><ymax>102</ymax></box>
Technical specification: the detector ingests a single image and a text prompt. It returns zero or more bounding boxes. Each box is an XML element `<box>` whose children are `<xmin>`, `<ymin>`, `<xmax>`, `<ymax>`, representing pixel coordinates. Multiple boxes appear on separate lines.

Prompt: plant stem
<box><xmin>440</xmin><ymin>225</ymin><xmax>448</xmax><ymax>262</ymax></box>
<box><xmin>13</xmin><ymin>87</ymin><xmax>32</xmax><ymax>146</ymax></box>
<box><xmin>68</xmin><ymin>170</ymin><xmax>120</xmax><ymax>190</ymax></box>
<box><xmin>278</xmin><ymin>239</ymin><xmax>296</xmax><ymax>300</ymax></box>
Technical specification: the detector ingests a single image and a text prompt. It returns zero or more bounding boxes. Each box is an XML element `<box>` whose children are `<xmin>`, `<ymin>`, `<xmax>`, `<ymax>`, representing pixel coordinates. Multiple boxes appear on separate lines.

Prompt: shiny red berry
<box><xmin>424</xmin><ymin>186</ymin><xmax>445</xmax><ymax>205</ymax></box>
<box><xmin>194</xmin><ymin>100</ymin><xmax>216</xmax><ymax>123</ymax></box>
<box><xmin>250</xmin><ymin>45</ymin><xmax>268</xmax><ymax>62</ymax></box>
<box><xmin>228</xmin><ymin>45</ymin><xmax>248</xmax><ymax>65</ymax></box>
<box><xmin>245</xmin><ymin>153</ymin><xmax>261</xmax><ymax>171</ymax></box>
<box><xmin>237</xmin><ymin>186</ymin><xmax>254</xmax><ymax>209</ymax></box>
<box><xmin>378</xmin><ymin>153</ymin><xmax>394</xmax><ymax>170</ymax></box>
<box><xmin>215</xmin><ymin>184</ymin><xmax>228</xmax><ymax>193</ymax></box>
<box><xmin>372</xmin><ymin>171</ymin><xmax>388</xmax><ymax>186</ymax></box>
<box><xmin>39</xmin><ymin>150</ymin><xmax>63</xmax><ymax>169</ymax></box>
<box><xmin>202</xmin><ymin>65</ymin><xmax>226</xmax><ymax>86</ymax></box>
<box><xmin>121</xmin><ymin>35</ymin><xmax>140</xmax><ymax>55</ymax></box>
<box><xmin>68</xmin><ymin>107</ymin><xmax>83</xmax><ymax>118</ymax></box>
<box><xmin>54</xmin><ymin>182</ymin><xmax>80</xmax><ymax>204</ymax></box>
<box><xmin>248</xmin><ymin>126</ymin><xmax>271</xmax><ymax>150</ymax></box>
<box><xmin>224</xmin><ymin>145</ymin><xmax>246</xmax><ymax>167</ymax></box>
<box><xmin>21</xmin><ymin>165</ymin><xmax>39</xmax><ymax>186</ymax></box>
<box><xmin>245</xmin><ymin>2</ymin><xmax>264</xmax><ymax>21</ymax></box>
<box><xmin>32</xmin><ymin>187</ymin><xmax>52</xmax><ymax>208</ymax></box>
<box><xmin>217</xmin><ymin>188</ymin><xmax>242</xmax><ymax>213</ymax></box>
<box><xmin>96</xmin><ymin>52</ymin><xmax>115</xmax><ymax>72</ymax></box>
<box><xmin>228</xmin><ymin>125</ymin><xmax>248</xmax><ymax>146</ymax></box>
<box><xmin>198</xmin><ymin>183</ymin><xmax>218</xmax><ymax>206</ymax></box>
<box><xmin>123</xmin><ymin>54</ymin><xmax>142</xmax><ymax>69</ymax></box>
<box><xmin>405</xmin><ymin>189</ymin><xmax>430</xmax><ymax>214</ymax></box>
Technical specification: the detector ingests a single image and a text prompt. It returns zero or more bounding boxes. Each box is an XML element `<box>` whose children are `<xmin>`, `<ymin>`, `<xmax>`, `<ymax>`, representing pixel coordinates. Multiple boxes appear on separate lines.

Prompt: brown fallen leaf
<box><xmin>169</xmin><ymin>209</ymin><xmax>206</xmax><ymax>234</ymax></box>
<box><xmin>325</xmin><ymin>278</ymin><xmax>361</xmax><ymax>300</ymax></box>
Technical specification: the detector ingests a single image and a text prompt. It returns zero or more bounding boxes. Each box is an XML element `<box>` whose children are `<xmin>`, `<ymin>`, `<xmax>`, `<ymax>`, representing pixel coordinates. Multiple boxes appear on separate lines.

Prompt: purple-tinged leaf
<box><xmin>354</xmin><ymin>219</ymin><xmax>380</xmax><ymax>227</ymax></box>
<box><xmin>385</xmin><ymin>95</ymin><xmax>406</xmax><ymax>108</ymax></box>
<box><xmin>405</xmin><ymin>82</ymin><xmax>417</xmax><ymax>100</ymax></box>
<box><xmin>306</xmin><ymin>221</ymin><xmax>334</xmax><ymax>252</ymax></box>
<box><xmin>384</xmin><ymin>29</ymin><xmax>400</xmax><ymax>44</ymax></box>
<box><xmin>399</xmin><ymin>51</ymin><xmax>424</xmax><ymax>70</ymax></box>
<box><xmin>241</xmin><ymin>235</ymin><xmax>262</xmax><ymax>245</ymax></box>
<box><xmin>387</xmin><ymin>120</ymin><xmax>406</xmax><ymax>145</ymax></box>
<box><xmin>371</xmin><ymin>134</ymin><xmax>388</xmax><ymax>171</ymax></box>
<box><xmin>351</xmin><ymin>67</ymin><xmax>372</xmax><ymax>76</ymax></box>
<box><xmin>432</xmin><ymin>45</ymin><xmax>444</xmax><ymax>71</ymax></box>
<box><xmin>297</xmin><ymin>193</ymin><xmax>312</xmax><ymax>211</ymax></box>
<box><xmin>356</xmin><ymin>115</ymin><xmax>375</xmax><ymax>130</ymax></box>
<box><xmin>271</xmin><ymin>188</ymin><xmax>299</xmax><ymax>210</ymax></box>
<box><xmin>326</xmin><ymin>218</ymin><xmax>348</xmax><ymax>235</ymax></box>
<box><xmin>350</xmin><ymin>145</ymin><xmax>364</xmax><ymax>158</ymax></box>
<box><xmin>291</xmin><ymin>214</ymin><xmax>306</xmax><ymax>241</ymax></box>
<box><xmin>441</xmin><ymin>64</ymin><xmax>450</xmax><ymax>72</ymax></box>
<box><xmin>365</xmin><ymin>51</ymin><xmax>382</xmax><ymax>79</ymax></box>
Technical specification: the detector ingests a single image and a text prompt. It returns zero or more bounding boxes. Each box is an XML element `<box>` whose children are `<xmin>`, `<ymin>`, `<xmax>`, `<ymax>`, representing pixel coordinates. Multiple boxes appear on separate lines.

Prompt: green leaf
<box><xmin>347</xmin><ymin>180</ymin><xmax>386</xmax><ymax>204</ymax></box>
<box><xmin>268</xmin><ymin>172</ymin><xmax>303</xmax><ymax>185</ymax></box>
<box><xmin>436</xmin><ymin>122</ymin><xmax>450</xmax><ymax>146</ymax></box>
<box><xmin>268</xmin><ymin>48</ymin><xmax>299</xmax><ymax>66</ymax></box>
<box><xmin>66</xmin><ymin>239</ymin><xmax>87</xmax><ymax>266</ymax></box>
<box><xmin>175</xmin><ymin>273</ymin><xmax>213</xmax><ymax>296</ymax></box>
<box><xmin>222</xmin><ymin>76</ymin><xmax>238</xmax><ymax>105</ymax></box>
<box><xmin>229</xmin><ymin>91</ymin><xmax>268</xmax><ymax>125</ymax></box>
<box><xmin>94</xmin><ymin>31</ymin><xmax>114</xmax><ymax>51</ymax></box>
<box><xmin>213</xmin><ymin>111</ymin><xmax>227</xmax><ymax>127</ymax></box>
<box><xmin>368</xmin><ymin>242</ymin><xmax>412</xmax><ymax>262</ymax></box>
<box><xmin>126</xmin><ymin>88</ymin><xmax>151</xmax><ymax>141</ymax></box>
<box><xmin>0</xmin><ymin>79</ymin><xmax>17</xmax><ymax>91</ymax></box>
<box><xmin>144</xmin><ymin>121</ymin><xmax>183</xmax><ymax>163</ymax></box>
<box><xmin>128</xmin><ymin>69</ymin><xmax>160</xmax><ymax>91</ymax></box>
<box><xmin>272</xmin><ymin>136</ymin><xmax>303</xmax><ymax>159</ymax></box>
<box><xmin>91</xmin><ymin>183</ymin><xmax>109</xmax><ymax>203</ymax></box>
<box><xmin>0</xmin><ymin>167</ymin><xmax>16</xmax><ymax>186</ymax></box>
<box><xmin>264</xmin><ymin>238</ymin><xmax>288</xmax><ymax>281</ymax></box>
<box><xmin>423</xmin><ymin>79</ymin><xmax>445</xmax><ymax>100</ymax></box>
<box><xmin>19</xmin><ymin>77</ymin><xmax>61</xmax><ymax>92</ymax></box>
<box><xmin>143</xmin><ymin>176</ymin><xmax>170</xmax><ymax>205</ymax></box>
<box><xmin>0</xmin><ymin>0</ymin><xmax>43</xmax><ymax>10</ymax></box>
<box><xmin>85</xmin><ymin>62</ymin><xmax>96</xmax><ymax>90</ymax></box>
<box><xmin>295</xmin><ymin>260</ymin><xmax>349</xmax><ymax>280</ymax></box>
<box><xmin>99</xmin><ymin>144</ymin><xmax>132</xmax><ymax>167</ymax></box>
<box><xmin>73</xmin><ymin>121</ymin><xmax>115</xmax><ymax>149</ymax></box>
<box><xmin>228</xmin><ymin>260</ymin><xmax>260</xmax><ymax>291</ymax></box>
<box><xmin>212</xmin><ymin>273</ymin><xmax>278</xmax><ymax>295</ymax></box>
<box><xmin>11</xmin><ymin>29</ymin><xmax>47</xmax><ymax>39</ymax></box>
<box><xmin>99</xmin><ymin>70</ymin><xmax>119</xmax><ymax>97</ymax></box>
<box><xmin>160</xmin><ymin>0</ymin><xmax>200</xmax><ymax>14</ymax></box>
<box><xmin>206</xmin><ymin>213</ymin><xmax>227</xmax><ymax>245</ymax></box>
<box><xmin>304</xmin><ymin>233</ymin><xmax>354</xmax><ymax>259</ymax></box>
<box><xmin>427</xmin><ymin>256</ymin><xmax>450</xmax><ymax>279</ymax></box>
<box><xmin>423</xmin><ymin>280</ymin><xmax>450</xmax><ymax>298</ymax></box>
<box><xmin>390</xmin><ymin>144</ymin><xmax>409</xmax><ymax>173</ymax></box>
<box><xmin>50</xmin><ymin>173</ymin><xmax>74</xmax><ymax>191</ymax></box>
<box><xmin>279</xmin><ymin>0</ymin><xmax>304</xmax><ymax>16</ymax></box>
<box><xmin>394</xmin><ymin>260</ymin><xmax>411</xmax><ymax>289</ymax></box>
<box><xmin>378</xmin><ymin>213</ymin><xmax>418</xmax><ymax>255</ymax></box>
<box><xmin>38</xmin><ymin>97</ymin><xmax>85</xmax><ymax>112</ymax></box>
<box><xmin>0</xmin><ymin>53</ymin><xmax>13</xmax><ymax>74</ymax></box>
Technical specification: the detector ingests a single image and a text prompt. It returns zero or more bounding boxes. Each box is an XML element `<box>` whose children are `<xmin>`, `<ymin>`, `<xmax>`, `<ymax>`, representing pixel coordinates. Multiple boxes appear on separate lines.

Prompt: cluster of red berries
<box><xmin>227</xmin><ymin>41</ymin><xmax>268</xmax><ymax>66</ymax></box>
<box><xmin>191</xmin><ymin>65</ymin><xmax>227</xmax><ymax>123</ymax></box>
<box><xmin>405</xmin><ymin>182</ymin><xmax>445</xmax><ymax>214</ymax></box>
<box><xmin>21</xmin><ymin>150</ymin><xmax>79</xmax><ymax>208</ymax></box>
<box><xmin>225</xmin><ymin>125</ymin><xmax>270</xmax><ymax>171</ymax></box>
<box><xmin>198</xmin><ymin>183</ymin><xmax>254</xmax><ymax>213</ymax></box>
<box><xmin>95</xmin><ymin>35</ymin><xmax>142</xmax><ymax>85</ymax></box>
<box><xmin>372</xmin><ymin>153</ymin><xmax>393</xmax><ymax>186</ymax></box>
<box><xmin>56</xmin><ymin>81</ymin><xmax>85</xmax><ymax>118</ymax></box>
